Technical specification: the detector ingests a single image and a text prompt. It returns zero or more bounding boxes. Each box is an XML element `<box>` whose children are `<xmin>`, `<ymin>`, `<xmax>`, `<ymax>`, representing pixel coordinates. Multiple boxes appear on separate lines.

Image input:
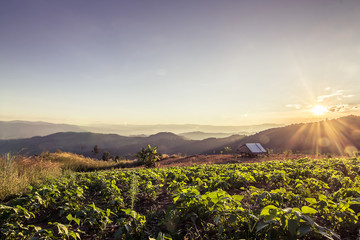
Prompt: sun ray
<box><xmin>322</xmin><ymin>121</ymin><xmax>345</xmax><ymax>155</ymax></box>
<box><xmin>287</xmin><ymin>124</ymin><xmax>308</xmax><ymax>151</ymax></box>
<box><xmin>311</xmin><ymin>105</ymin><xmax>328</xmax><ymax>116</ymax></box>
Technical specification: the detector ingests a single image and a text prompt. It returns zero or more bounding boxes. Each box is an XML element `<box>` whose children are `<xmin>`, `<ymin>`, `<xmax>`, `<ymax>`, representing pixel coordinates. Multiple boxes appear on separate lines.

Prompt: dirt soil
<box><xmin>157</xmin><ymin>153</ymin><xmax>323</xmax><ymax>168</ymax></box>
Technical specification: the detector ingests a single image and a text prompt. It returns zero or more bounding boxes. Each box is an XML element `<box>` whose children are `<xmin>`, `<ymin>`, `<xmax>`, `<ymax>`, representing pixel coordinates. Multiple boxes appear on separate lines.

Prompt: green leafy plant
<box><xmin>1</xmin><ymin>156</ymin><xmax>360</xmax><ymax>239</ymax></box>
<box><xmin>256</xmin><ymin>205</ymin><xmax>340</xmax><ymax>240</ymax></box>
<box><xmin>136</xmin><ymin>145</ymin><xmax>160</xmax><ymax>168</ymax></box>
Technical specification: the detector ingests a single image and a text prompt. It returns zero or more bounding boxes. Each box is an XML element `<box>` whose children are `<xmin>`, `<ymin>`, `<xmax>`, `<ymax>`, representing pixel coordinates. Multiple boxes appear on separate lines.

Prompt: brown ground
<box><xmin>156</xmin><ymin>153</ymin><xmax>332</xmax><ymax>168</ymax></box>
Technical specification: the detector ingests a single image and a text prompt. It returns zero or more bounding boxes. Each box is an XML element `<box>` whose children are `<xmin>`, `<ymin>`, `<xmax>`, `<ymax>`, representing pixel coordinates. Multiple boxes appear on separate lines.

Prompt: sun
<box><xmin>311</xmin><ymin>105</ymin><xmax>328</xmax><ymax>116</ymax></box>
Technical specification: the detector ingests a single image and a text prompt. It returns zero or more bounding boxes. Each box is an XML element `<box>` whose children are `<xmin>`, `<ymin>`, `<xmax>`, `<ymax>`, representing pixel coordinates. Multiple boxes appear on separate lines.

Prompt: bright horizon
<box><xmin>1</xmin><ymin>1</ymin><xmax>360</xmax><ymax>126</ymax></box>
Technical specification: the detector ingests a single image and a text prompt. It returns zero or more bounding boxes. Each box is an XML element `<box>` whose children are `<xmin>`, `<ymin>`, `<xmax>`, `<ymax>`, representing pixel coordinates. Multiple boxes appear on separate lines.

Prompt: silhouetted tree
<box><xmin>93</xmin><ymin>145</ymin><xmax>100</xmax><ymax>156</ymax></box>
<box><xmin>102</xmin><ymin>151</ymin><xmax>110</xmax><ymax>161</ymax></box>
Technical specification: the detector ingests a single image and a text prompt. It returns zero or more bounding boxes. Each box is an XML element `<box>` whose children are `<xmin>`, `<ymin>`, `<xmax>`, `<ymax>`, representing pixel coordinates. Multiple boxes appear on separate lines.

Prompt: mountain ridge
<box><xmin>0</xmin><ymin>115</ymin><xmax>359</xmax><ymax>156</ymax></box>
<box><xmin>211</xmin><ymin>115</ymin><xmax>360</xmax><ymax>155</ymax></box>
<box><xmin>0</xmin><ymin>120</ymin><xmax>283</xmax><ymax>140</ymax></box>
<box><xmin>0</xmin><ymin>131</ymin><xmax>246</xmax><ymax>158</ymax></box>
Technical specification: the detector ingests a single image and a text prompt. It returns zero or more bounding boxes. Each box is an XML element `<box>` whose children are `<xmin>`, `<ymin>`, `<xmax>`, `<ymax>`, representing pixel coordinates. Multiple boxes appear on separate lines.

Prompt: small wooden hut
<box><xmin>237</xmin><ymin>143</ymin><xmax>267</xmax><ymax>157</ymax></box>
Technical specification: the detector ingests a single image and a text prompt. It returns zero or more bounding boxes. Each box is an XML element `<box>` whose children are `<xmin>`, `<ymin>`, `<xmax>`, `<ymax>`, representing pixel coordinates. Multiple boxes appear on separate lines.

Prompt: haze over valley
<box><xmin>0</xmin><ymin>120</ymin><xmax>283</xmax><ymax>140</ymax></box>
<box><xmin>1</xmin><ymin>115</ymin><xmax>359</xmax><ymax>158</ymax></box>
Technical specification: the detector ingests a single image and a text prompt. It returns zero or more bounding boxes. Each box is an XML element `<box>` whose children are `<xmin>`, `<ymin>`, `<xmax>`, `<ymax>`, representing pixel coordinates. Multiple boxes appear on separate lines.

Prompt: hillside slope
<box><xmin>217</xmin><ymin>115</ymin><xmax>360</xmax><ymax>155</ymax></box>
<box><xmin>1</xmin><ymin>115</ymin><xmax>359</xmax><ymax>156</ymax></box>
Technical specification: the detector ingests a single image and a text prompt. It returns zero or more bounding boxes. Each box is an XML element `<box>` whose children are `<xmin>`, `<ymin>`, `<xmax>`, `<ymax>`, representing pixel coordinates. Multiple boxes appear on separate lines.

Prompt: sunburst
<box><xmin>311</xmin><ymin>105</ymin><xmax>328</xmax><ymax>116</ymax></box>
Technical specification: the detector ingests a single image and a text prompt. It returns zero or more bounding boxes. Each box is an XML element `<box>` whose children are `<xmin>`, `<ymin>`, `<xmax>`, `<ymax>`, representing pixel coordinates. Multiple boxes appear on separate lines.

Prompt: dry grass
<box><xmin>0</xmin><ymin>152</ymin><xmax>137</xmax><ymax>201</ymax></box>
<box><xmin>43</xmin><ymin>152</ymin><xmax>122</xmax><ymax>171</ymax></box>
<box><xmin>0</xmin><ymin>153</ymin><xmax>62</xmax><ymax>201</ymax></box>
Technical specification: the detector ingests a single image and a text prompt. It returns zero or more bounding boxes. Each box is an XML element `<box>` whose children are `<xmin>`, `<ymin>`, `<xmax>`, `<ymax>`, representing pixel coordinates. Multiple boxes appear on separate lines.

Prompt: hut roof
<box><xmin>240</xmin><ymin>143</ymin><xmax>267</xmax><ymax>154</ymax></box>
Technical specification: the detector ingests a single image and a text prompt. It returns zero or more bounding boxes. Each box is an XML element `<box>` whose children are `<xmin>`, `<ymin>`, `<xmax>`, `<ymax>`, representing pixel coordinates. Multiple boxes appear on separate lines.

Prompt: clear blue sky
<box><xmin>1</xmin><ymin>0</ymin><xmax>359</xmax><ymax>125</ymax></box>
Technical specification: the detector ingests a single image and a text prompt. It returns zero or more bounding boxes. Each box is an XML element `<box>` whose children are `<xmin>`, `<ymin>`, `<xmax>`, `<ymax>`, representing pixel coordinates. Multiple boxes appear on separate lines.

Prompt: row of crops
<box><xmin>1</xmin><ymin>157</ymin><xmax>360</xmax><ymax>239</ymax></box>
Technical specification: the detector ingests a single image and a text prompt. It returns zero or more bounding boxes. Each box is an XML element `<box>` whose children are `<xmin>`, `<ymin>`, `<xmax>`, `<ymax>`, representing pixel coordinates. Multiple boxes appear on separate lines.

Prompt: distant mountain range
<box><xmin>0</xmin><ymin>115</ymin><xmax>359</xmax><ymax>156</ymax></box>
<box><xmin>0</xmin><ymin>121</ymin><xmax>282</xmax><ymax>140</ymax></box>
<box><xmin>0</xmin><ymin>132</ymin><xmax>245</xmax><ymax>158</ymax></box>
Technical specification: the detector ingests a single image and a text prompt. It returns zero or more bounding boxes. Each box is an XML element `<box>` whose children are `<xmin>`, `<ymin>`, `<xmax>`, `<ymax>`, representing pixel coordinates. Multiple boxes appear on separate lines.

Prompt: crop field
<box><xmin>1</xmin><ymin>157</ymin><xmax>360</xmax><ymax>239</ymax></box>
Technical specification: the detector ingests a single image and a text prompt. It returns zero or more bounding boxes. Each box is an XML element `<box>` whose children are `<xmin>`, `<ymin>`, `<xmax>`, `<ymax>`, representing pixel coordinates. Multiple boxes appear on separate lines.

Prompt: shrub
<box><xmin>136</xmin><ymin>145</ymin><xmax>160</xmax><ymax>168</ymax></box>
<box><xmin>102</xmin><ymin>151</ymin><xmax>110</xmax><ymax>161</ymax></box>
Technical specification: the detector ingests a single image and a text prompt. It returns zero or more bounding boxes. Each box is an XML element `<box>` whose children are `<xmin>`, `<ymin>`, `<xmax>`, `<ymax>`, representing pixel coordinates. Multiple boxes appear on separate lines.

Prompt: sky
<box><xmin>1</xmin><ymin>0</ymin><xmax>360</xmax><ymax>126</ymax></box>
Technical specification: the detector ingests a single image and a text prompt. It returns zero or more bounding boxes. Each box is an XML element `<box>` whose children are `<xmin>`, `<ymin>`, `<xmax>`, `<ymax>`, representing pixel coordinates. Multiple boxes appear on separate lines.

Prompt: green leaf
<box><xmin>298</xmin><ymin>225</ymin><xmax>312</xmax><ymax>237</ymax></box>
<box><xmin>256</xmin><ymin>221</ymin><xmax>269</xmax><ymax>232</ymax></box>
<box><xmin>214</xmin><ymin>215</ymin><xmax>221</xmax><ymax>224</ymax></box>
<box><xmin>301</xmin><ymin>214</ymin><xmax>315</xmax><ymax>226</ymax></box>
<box><xmin>66</xmin><ymin>214</ymin><xmax>80</xmax><ymax>226</ymax></box>
<box><xmin>287</xmin><ymin>219</ymin><xmax>298</xmax><ymax>237</ymax></box>
<box><xmin>305</xmin><ymin>198</ymin><xmax>317</xmax><ymax>205</ymax></box>
<box><xmin>66</xmin><ymin>214</ymin><xmax>73</xmax><ymax>221</ymax></box>
<box><xmin>232</xmin><ymin>195</ymin><xmax>244</xmax><ymax>202</ymax></box>
<box><xmin>114</xmin><ymin>229</ymin><xmax>123</xmax><ymax>240</ymax></box>
<box><xmin>173</xmin><ymin>195</ymin><xmax>180</xmax><ymax>203</ymax></box>
<box><xmin>69</xmin><ymin>231</ymin><xmax>79</xmax><ymax>240</ymax></box>
<box><xmin>301</xmin><ymin>206</ymin><xmax>318</xmax><ymax>214</ymax></box>
<box><xmin>318</xmin><ymin>194</ymin><xmax>327</xmax><ymax>201</ymax></box>
<box><xmin>260</xmin><ymin>205</ymin><xmax>278</xmax><ymax>216</ymax></box>
<box><xmin>106</xmin><ymin>208</ymin><xmax>111</xmax><ymax>217</ymax></box>
<box><xmin>33</xmin><ymin>225</ymin><xmax>42</xmax><ymax>232</ymax></box>
<box><xmin>122</xmin><ymin>208</ymin><xmax>132</xmax><ymax>215</ymax></box>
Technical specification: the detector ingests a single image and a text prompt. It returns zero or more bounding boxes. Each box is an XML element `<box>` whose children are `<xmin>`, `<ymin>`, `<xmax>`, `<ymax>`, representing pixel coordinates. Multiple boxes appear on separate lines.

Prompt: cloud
<box><xmin>328</xmin><ymin>104</ymin><xmax>349</xmax><ymax>112</ymax></box>
<box><xmin>317</xmin><ymin>90</ymin><xmax>344</xmax><ymax>102</ymax></box>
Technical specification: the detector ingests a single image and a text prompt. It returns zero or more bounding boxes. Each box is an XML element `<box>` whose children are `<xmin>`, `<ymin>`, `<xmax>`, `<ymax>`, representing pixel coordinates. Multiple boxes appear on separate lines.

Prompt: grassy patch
<box><xmin>0</xmin><ymin>152</ymin><xmax>139</xmax><ymax>201</ymax></box>
<box><xmin>43</xmin><ymin>152</ymin><xmax>122</xmax><ymax>171</ymax></box>
<box><xmin>0</xmin><ymin>153</ymin><xmax>62</xmax><ymax>201</ymax></box>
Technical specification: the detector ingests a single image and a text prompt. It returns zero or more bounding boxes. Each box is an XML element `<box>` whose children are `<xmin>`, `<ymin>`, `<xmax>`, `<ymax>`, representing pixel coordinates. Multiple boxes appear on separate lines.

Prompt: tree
<box><xmin>224</xmin><ymin>146</ymin><xmax>232</xmax><ymax>154</ymax></box>
<box><xmin>136</xmin><ymin>145</ymin><xmax>160</xmax><ymax>168</ymax></box>
<box><xmin>93</xmin><ymin>145</ymin><xmax>100</xmax><ymax>156</ymax></box>
<box><xmin>102</xmin><ymin>151</ymin><xmax>110</xmax><ymax>161</ymax></box>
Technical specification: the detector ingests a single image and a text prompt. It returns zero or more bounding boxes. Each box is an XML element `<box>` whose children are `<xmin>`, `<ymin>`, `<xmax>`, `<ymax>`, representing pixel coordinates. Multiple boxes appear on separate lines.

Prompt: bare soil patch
<box><xmin>157</xmin><ymin>153</ymin><xmax>334</xmax><ymax>168</ymax></box>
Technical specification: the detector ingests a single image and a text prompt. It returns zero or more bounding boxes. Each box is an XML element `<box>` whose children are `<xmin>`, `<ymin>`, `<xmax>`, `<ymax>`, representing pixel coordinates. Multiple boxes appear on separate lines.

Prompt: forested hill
<box><xmin>212</xmin><ymin>115</ymin><xmax>360</xmax><ymax>155</ymax></box>
<box><xmin>1</xmin><ymin>115</ymin><xmax>359</xmax><ymax>157</ymax></box>
<box><xmin>0</xmin><ymin>132</ymin><xmax>245</xmax><ymax>157</ymax></box>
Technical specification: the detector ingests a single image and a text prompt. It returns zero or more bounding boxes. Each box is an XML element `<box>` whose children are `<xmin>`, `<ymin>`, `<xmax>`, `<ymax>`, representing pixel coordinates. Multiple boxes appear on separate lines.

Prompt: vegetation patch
<box><xmin>1</xmin><ymin>157</ymin><xmax>360</xmax><ymax>239</ymax></box>
<box><xmin>0</xmin><ymin>153</ymin><xmax>62</xmax><ymax>201</ymax></box>
<box><xmin>44</xmin><ymin>152</ymin><xmax>124</xmax><ymax>171</ymax></box>
<box><xmin>0</xmin><ymin>152</ymin><xmax>139</xmax><ymax>201</ymax></box>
